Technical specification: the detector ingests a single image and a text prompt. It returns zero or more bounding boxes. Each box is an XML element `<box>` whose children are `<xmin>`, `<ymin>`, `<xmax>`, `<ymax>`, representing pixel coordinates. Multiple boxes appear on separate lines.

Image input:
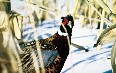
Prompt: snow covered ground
<box><xmin>22</xmin><ymin>19</ymin><xmax>113</xmax><ymax>73</ymax></box>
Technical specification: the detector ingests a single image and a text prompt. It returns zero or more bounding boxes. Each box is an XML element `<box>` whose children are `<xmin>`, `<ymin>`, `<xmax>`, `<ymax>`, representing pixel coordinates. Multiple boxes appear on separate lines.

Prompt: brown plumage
<box><xmin>20</xmin><ymin>32</ymin><xmax>69</xmax><ymax>73</ymax></box>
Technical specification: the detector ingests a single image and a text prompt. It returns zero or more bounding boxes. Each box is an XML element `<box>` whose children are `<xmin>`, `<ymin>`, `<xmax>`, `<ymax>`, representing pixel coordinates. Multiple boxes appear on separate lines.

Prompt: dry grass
<box><xmin>1</xmin><ymin>0</ymin><xmax>116</xmax><ymax>73</ymax></box>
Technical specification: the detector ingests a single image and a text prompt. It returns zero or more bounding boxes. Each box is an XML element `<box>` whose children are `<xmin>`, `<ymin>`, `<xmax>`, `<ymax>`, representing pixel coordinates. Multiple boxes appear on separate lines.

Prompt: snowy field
<box><xmin>22</xmin><ymin>19</ymin><xmax>113</xmax><ymax>73</ymax></box>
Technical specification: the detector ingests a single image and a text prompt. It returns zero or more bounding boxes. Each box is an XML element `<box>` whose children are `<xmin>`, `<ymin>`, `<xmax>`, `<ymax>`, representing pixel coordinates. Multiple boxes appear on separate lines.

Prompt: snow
<box><xmin>22</xmin><ymin>19</ymin><xmax>113</xmax><ymax>73</ymax></box>
<box><xmin>11</xmin><ymin>0</ymin><xmax>39</xmax><ymax>16</ymax></box>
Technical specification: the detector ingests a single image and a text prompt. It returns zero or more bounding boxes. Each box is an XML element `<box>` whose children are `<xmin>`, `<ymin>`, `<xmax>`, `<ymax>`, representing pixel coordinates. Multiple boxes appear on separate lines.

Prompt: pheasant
<box><xmin>19</xmin><ymin>32</ymin><xmax>69</xmax><ymax>73</ymax></box>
